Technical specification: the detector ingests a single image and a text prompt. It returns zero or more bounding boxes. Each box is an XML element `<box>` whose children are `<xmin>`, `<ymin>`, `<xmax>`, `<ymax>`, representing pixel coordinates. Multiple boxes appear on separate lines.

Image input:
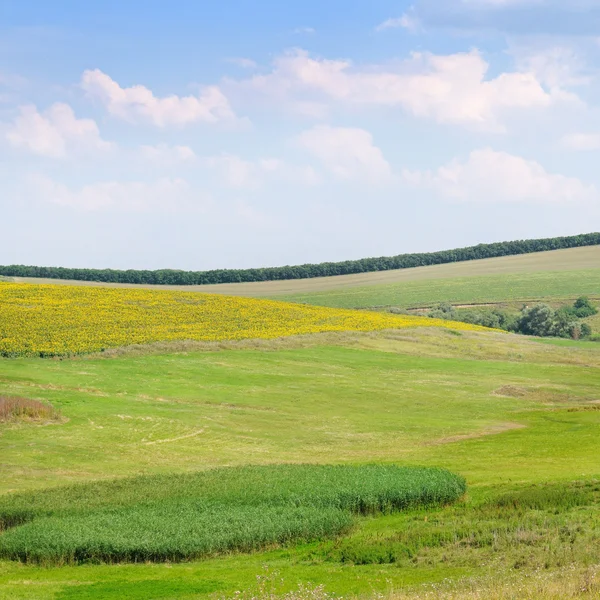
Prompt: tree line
<box><xmin>2</xmin><ymin>232</ymin><xmax>599</xmax><ymax>286</ymax></box>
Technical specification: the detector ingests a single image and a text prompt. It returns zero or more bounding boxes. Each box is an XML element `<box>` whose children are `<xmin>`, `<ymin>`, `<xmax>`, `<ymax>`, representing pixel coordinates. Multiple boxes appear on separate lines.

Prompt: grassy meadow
<box><xmin>0</xmin><ymin>325</ymin><xmax>599</xmax><ymax>598</ymax></box>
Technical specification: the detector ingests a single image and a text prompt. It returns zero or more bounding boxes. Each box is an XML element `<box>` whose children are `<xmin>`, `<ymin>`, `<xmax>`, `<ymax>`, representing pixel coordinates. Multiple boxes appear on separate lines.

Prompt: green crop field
<box><xmin>277</xmin><ymin>268</ymin><xmax>600</xmax><ymax>309</ymax></box>
<box><xmin>5</xmin><ymin>245</ymin><xmax>598</xmax><ymax>296</ymax></box>
<box><xmin>9</xmin><ymin>246</ymin><xmax>600</xmax><ymax>315</ymax></box>
<box><xmin>1</xmin><ymin>327</ymin><xmax>599</xmax><ymax>598</ymax></box>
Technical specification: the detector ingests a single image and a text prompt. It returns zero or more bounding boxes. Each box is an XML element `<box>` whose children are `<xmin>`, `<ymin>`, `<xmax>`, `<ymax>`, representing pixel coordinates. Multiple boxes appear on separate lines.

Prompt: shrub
<box><xmin>551</xmin><ymin>310</ymin><xmax>580</xmax><ymax>339</ymax></box>
<box><xmin>573</xmin><ymin>296</ymin><xmax>598</xmax><ymax>318</ymax></box>
<box><xmin>517</xmin><ymin>304</ymin><xmax>556</xmax><ymax>337</ymax></box>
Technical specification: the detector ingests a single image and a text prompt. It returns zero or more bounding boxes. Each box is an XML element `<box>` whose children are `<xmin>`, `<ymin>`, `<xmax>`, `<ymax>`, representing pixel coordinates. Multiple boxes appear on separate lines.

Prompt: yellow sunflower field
<box><xmin>0</xmin><ymin>282</ymin><xmax>488</xmax><ymax>357</ymax></box>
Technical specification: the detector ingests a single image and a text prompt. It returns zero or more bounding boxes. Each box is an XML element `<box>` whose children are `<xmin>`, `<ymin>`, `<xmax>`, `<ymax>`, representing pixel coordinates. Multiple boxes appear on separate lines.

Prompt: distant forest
<box><xmin>2</xmin><ymin>233</ymin><xmax>599</xmax><ymax>286</ymax></box>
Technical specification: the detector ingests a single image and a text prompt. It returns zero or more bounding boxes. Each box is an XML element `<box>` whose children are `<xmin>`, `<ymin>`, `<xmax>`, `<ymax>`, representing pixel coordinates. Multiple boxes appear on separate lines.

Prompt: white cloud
<box><xmin>237</xmin><ymin>49</ymin><xmax>576</xmax><ymax>131</ymax></box>
<box><xmin>510</xmin><ymin>44</ymin><xmax>590</xmax><ymax>89</ymax></box>
<box><xmin>81</xmin><ymin>69</ymin><xmax>238</xmax><ymax>127</ymax></box>
<box><xmin>6</xmin><ymin>103</ymin><xmax>112</xmax><ymax>158</ymax></box>
<box><xmin>140</xmin><ymin>143</ymin><xmax>197</xmax><ymax>163</ymax></box>
<box><xmin>28</xmin><ymin>174</ymin><xmax>205</xmax><ymax>211</ymax></box>
<box><xmin>404</xmin><ymin>147</ymin><xmax>597</xmax><ymax>203</ymax></box>
<box><xmin>207</xmin><ymin>154</ymin><xmax>319</xmax><ymax>188</ymax></box>
<box><xmin>226</xmin><ymin>57</ymin><xmax>258</xmax><ymax>69</ymax></box>
<box><xmin>296</xmin><ymin>125</ymin><xmax>391</xmax><ymax>182</ymax></box>
<box><xmin>207</xmin><ymin>154</ymin><xmax>259</xmax><ymax>188</ymax></box>
<box><xmin>561</xmin><ymin>132</ymin><xmax>600</xmax><ymax>151</ymax></box>
<box><xmin>376</xmin><ymin>14</ymin><xmax>420</xmax><ymax>32</ymax></box>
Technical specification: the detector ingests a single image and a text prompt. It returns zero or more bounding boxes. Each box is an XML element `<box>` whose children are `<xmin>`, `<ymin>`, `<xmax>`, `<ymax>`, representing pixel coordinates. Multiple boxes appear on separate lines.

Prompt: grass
<box><xmin>0</xmin><ymin>465</ymin><xmax>464</xmax><ymax>564</ymax></box>
<box><xmin>1</xmin><ymin>328</ymin><xmax>598</xmax><ymax>493</ymax></box>
<box><xmin>0</xmin><ymin>327</ymin><xmax>599</xmax><ymax>597</ymax></box>
<box><xmin>323</xmin><ymin>480</ymin><xmax>600</xmax><ymax>568</ymax></box>
<box><xmin>227</xmin><ymin>564</ymin><xmax>600</xmax><ymax>600</ymax></box>
<box><xmin>0</xmin><ymin>504</ymin><xmax>351</xmax><ymax>566</ymax></box>
<box><xmin>276</xmin><ymin>269</ymin><xmax>600</xmax><ymax>309</ymax></box>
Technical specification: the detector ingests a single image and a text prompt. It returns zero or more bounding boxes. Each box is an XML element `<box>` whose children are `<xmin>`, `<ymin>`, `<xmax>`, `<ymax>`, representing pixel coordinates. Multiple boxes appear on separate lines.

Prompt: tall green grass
<box><xmin>325</xmin><ymin>480</ymin><xmax>600</xmax><ymax>568</ymax></box>
<box><xmin>0</xmin><ymin>504</ymin><xmax>352</xmax><ymax>564</ymax></box>
<box><xmin>0</xmin><ymin>465</ymin><xmax>465</xmax><ymax>564</ymax></box>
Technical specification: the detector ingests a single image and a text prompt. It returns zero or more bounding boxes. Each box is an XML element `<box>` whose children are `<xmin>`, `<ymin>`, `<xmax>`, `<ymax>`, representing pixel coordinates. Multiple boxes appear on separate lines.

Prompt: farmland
<box><xmin>0</xmin><ymin>283</ymin><xmax>485</xmax><ymax>357</ymax></box>
<box><xmin>7</xmin><ymin>246</ymin><xmax>600</xmax><ymax>312</ymax></box>
<box><xmin>271</xmin><ymin>246</ymin><xmax>600</xmax><ymax>310</ymax></box>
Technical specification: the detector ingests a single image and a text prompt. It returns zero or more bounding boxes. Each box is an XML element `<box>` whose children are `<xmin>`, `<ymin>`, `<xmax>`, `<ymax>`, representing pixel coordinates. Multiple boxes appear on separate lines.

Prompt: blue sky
<box><xmin>2</xmin><ymin>0</ymin><xmax>600</xmax><ymax>270</ymax></box>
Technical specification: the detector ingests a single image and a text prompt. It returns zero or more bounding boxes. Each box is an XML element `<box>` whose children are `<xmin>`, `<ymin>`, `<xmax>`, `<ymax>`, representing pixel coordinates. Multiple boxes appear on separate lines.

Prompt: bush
<box><xmin>516</xmin><ymin>304</ymin><xmax>555</xmax><ymax>337</ymax></box>
<box><xmin>423</xmin><ymin>298</ymin><xmax>593</xmax><ymax>339</ymax></box>
<box><xmin>459</xmin><ymin>310</ymin><xmax>504</xmax><ymax>329</ymax></box>
<box><xmin>573</xmin><ymin>296</ymin><xmax>598</xmax><ymax>318</ymax></box>
<box><xmin>551</xmin><ymin>309</ymin><xmax>580</xmax><ymax>339</ymax></box>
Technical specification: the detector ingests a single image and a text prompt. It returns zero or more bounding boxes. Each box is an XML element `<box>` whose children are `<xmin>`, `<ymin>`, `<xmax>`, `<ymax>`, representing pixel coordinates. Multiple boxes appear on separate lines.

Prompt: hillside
<box><xmin>7</xmin><ymin>245</ymin><xmax>600</xmax><ymax>310</ymax></box>
<box><xmin>1</xmin><ymin>328</ymin><xmax>599</xmax><ymax>599</ymax></box>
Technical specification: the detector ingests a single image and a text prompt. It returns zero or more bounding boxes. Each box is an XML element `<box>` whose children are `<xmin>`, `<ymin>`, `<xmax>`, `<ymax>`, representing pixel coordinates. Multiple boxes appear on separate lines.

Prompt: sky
<box><xmin>2</xmin><ymin>0</ymin><xmax>600</xmax><ymax>270</ymax></box>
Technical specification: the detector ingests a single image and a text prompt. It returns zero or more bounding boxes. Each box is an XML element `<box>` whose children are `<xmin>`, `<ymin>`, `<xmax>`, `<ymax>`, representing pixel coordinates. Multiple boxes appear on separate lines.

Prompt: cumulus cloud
<box><xmin>29</xmin><ymin>174</ymin><xmax>205</xmax><ymax>211</ymax></box>
<box><xmin>140</xmin><ymin>144</ymin><xmax>197</xmax><ymax>163</ymax></box>
<box><xmin>510</xmin><ymin>44</ymin><xmax>591</xmax><ymax>89</ymax></box>
<box><xmin>561</xmin><ymin>133</ymin><xmax>600</xmax><ymax>151</ymax></box>
<box><xmin>236</xmin><ymin>49</ymin><xmax>576</xmax><ymax>131</ymax></box>
<box><xmin>226</xmin><ymin>57</ymin><xmax>258</xmax><ymax>69</ymax></box>
<box><xmin>206</xmin><ymin>154</ymin><xmax>260</xmax><ymax>188</ymax></box>
<box><xmin>6</xmin><ymin>103</ymin><xmax>112</xmax><ymax>158</ymax></box>
<box><xmin>403</xmin><ymin>148</ymin><xmax>598</xmax><ymax>203</ymax></box>
<box><xmin>206</xmin><ymin>154</ymin><xmax>319</xmax><ymax>188</ymax></box>
<box><xmin>376</xmin><ymin>14</ymin><xmax>420</xmax><ymax>32</ymax></box>
<box><xmin>295</xmin><ymin>125</ymin><xmax>391</xmax><ymax>182</ymax></box>
<box><xmin>81</xmin><ymin>69</ymin><xmax>237</xmax><ymax>127</ymax></box>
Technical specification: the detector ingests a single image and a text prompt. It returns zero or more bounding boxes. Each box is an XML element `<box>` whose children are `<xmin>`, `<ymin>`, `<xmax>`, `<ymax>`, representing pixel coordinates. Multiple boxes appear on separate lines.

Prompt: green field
<box><xmin>5</xmin><ymin>246</ymin><xmax>599</xmax><ymax>297</ymax></box>
<box><xmin>9</xmin><ymin>246</ymin><xmax>600</xmax><ymax>315</ymax></box>
<box><xmin>278</xmin><ymin>268</ymin><xmax>600</xmax><ymax>309</ymax></box>
<box><xmin>1</xmin><ymin>328</ymin><xmax>599</xmax><ymax>598</ymax></box>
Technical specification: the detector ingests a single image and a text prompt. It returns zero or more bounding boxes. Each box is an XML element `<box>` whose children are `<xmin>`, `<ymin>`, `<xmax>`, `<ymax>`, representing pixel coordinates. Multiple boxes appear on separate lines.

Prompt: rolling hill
<box><xmin>6</xmin><ymin>245</ymin><xmax>600</xmax><ymax>310</ymax></box>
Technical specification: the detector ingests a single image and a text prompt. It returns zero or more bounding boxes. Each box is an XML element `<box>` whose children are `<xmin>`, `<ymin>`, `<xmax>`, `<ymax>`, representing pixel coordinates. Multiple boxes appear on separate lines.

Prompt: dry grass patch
<box><xmin>0</xmin><ymin>396</ymin><xmax>60</xmax><ymax>422</ymax></box>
